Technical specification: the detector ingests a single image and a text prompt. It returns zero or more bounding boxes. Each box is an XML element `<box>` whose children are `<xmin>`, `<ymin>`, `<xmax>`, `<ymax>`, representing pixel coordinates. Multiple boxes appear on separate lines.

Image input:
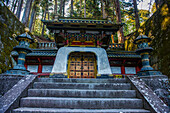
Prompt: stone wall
<box><xmin>0</xmin><ymin>2</ymin><xmax>36</xmax><ymax>74</ymax></box>
<box><xmin>125</xmin><ymin>2</ymin><xmax>170</xmax><ymax>77</ymax></box>
<box><xmin>0</xmin><ymin>76</ymin><xmax>23</xmax><ymax>97</ymax></box>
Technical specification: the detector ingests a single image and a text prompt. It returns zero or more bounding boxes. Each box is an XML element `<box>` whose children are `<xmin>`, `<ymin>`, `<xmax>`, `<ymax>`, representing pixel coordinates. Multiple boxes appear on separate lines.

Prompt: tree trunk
<box><xmin>32</xmin><ymin>13</ymin><xmax>37</xmax><ymax>32</ymax></box>
<box><xmin>155</xmin><ymin>0</ymin><xmax>164</xmax><ymax>9</ymax></box>
<box><xmin>101</xmin><ymin>0</ymin><xmax>103</xmax><ymax>18</ymax></box>
<box><xmin>103</xmin><ymin>1</ymin><xmax>107</xmax><ymax>18</ymax></box>
<box><xmin>42</xmin><ymin>4</ymin><xmax>47</xmax><ymax>37</ymax></box>
<box><xmin>22</xmin><ymin>0</ymin><xmax>33</xmax><ymax>27</ymax></box>
<box><xmin>48</xmin><ymin>12</ymin><xmax>50</xmax><ymax>20</ymax></box>
<box><xmin>11</xmin><ymin>0</ymin><xmax>16</xmax><ymax>10</ymax></box>
<box><xmin>114</xmin><ymin>0</ymin><xmax>124</xmax><ymax>43</ymax></box>
<box><xmin>16</xmin><ymin>0</ymin><xmax>23</xmax><ymax>20</ymax></box>
<box><xmin>84</xmin><ymin>0</ymin><xmax>86</xmax><ymax>18</ymax></box>
<box><xmin>105</xmin><ymin>0</ymin><xmax>110</xmax><ymax>18</ymax></box>
<box><xmin>112</xmin><ymin>0</ymin><xmax>115</xmax><ymax>22</ymax></box>
<box><xmin>133</xmin><ymin>0</ymin><xmax>140</xmax><ymax>30</ymax></box>
<box><xmin>59</xmin><ymin>0</ymin><xmax>63</xmax><ymax>16</ymax></box>
<box><xmin>41</xmin><ymin>10</ymin><xmax>44</xmax><ymax>27</ymax></box>
<box><xmin>29</xmin><ymin>2</ymin><xmax>36</xmax><ymax>31</ymax></box>
<box><xmin>70</xmin><ymin>0</ymin><xmax>73</xmax><ymax>17</ymax></box>
<box><xmin>63</xmin><ymin>0</ymin><xmax>65</xmax><ymax>17</ymax></box>
<box><xmin>12</xmin><ymin>0</ymin><xmax>18</xmax><ymax>13</ymax></box>
<box><xmin>5</xmin><ymin>0</ymin><xmax>10</xmax><ymax>6</ymax></box>
<box><xmin>54</xmin><ymin>0</ymin><xmax>58</xmax><ymax>15</ymax></box>
<box><xmin>148</xmin><ymin>0</ymin><xmax>152</xmax><ymax>15</ymax></box>
<box><xmin>80</xmin><ymin>0</ymin><xmax>82</xmax><ymax>17</ymax></box>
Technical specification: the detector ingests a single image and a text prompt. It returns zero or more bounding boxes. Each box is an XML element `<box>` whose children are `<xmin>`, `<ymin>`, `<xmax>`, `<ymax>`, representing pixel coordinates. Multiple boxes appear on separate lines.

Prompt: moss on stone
<box><xmin>125</xmin><ymin>3</ymin><xmax>170</xmax><ymax>77</ymax></box>
<box><xmin>0</xmin><ymin>2</ymin><xmax>37</xmax><ymax>74</ymax></box>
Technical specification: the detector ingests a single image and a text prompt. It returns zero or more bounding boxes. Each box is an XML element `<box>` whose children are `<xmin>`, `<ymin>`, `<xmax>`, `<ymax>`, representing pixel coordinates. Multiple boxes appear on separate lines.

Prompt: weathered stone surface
<box><xmin>140</xmin><ymin>75</ymin><xmax>169</xmax><ymax>106</ymax></box>
<box><xmin>0</xmin><ymin>75</ymin><xmax>22</xmax><ymax>97</ymax></box>
<box><xmin>33</xmin><ymin>82</ymin><xmax>131</xmax><ymax>90</ymax></box>
<box><xmin>13</xmin><ymin>108</ymin><xmax>150</xmax><ymax>113</ymax></box>
<box><xmin>20</xmin><ymin>97</ymin><xmax>143</xmax><ymax>109</ymax></box>
<box><xmin>0</xmin><ymin>75</ymin><xmax>37</xmax><ymax>113</ymax></box>
<box><xmin>12</xmin><ymin>77</ymin><xmax>168</xmax><ymax>113</ymax></box>
<box><xmin>127</xmin><ymin>75</ymin><xmax>169</xmax><ymax>113</ymax></box>
<box><xmin>28</xmin><ymin>89</ymin><xmax>136</xmax><ymax>98</ymax></box>
<box><xmin>38</xmin><ymin>78</ymin><xmax>127</xmax><ymax>83</ymax></box>
<box><xmin>0</xmin><ymin>2</ymin><xmax>36</xmax><ymax>74</ymax></box>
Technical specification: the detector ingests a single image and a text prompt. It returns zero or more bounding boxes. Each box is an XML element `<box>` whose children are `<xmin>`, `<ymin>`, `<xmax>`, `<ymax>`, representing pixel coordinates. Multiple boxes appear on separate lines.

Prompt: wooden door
<box><xmin>68</xmin><ymin>52</ymin><xmax>96</xmax><ymax>78</ymax></box>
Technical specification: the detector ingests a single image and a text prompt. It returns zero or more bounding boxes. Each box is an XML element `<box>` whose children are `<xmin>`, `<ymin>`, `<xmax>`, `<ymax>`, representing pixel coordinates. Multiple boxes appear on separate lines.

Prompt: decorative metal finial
<box><xmin>12</xmin><ymin>34</ymin><xmax>16</xmax><ymax>38</ymax></box>
<box><xmin>25</xmin><ymin>27</ymin><xmax>30</xmax><ymax>33</ymax></box>
<box><xmin>34</xmin><ymin>39</ymin><xmax>38</xmax><ymax>43</ymax></box>
<box><xmin>138</xmin><ymin>28</ymin><xmax>143</xmax><ymax>35</ymax></box>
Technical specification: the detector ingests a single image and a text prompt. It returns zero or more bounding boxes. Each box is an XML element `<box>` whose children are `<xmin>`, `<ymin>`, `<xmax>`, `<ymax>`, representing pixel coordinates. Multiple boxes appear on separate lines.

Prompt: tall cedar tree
<box><xmin>16</xmin><ymin>0</ymin><xmax>23</xmax><ymax>19</ymax></box>
<box><xmin>63</xmin><ymin>0</ymin><xmax>65</xmax><ymax>16</ymax></box>
<box><xmin>133</xmin><ymin>0</ymin><xmax>140</xmax><ymax>30</ymax></box>
<box><xmin>29</xmin><ymin>1</ymin><xmax>39</xmax><ymax>31</ymax></box>
<box><xmin>22</xmin><ymin>0</ymin><xmax>33</xmax><ymax>27</ymax></box>
<box><xmin>70</xmin><ymin>0</ymin><xmax>73</xmax><ymax>17</ymax></box>
<box><xmin>59</xmin><ymin>0</ymin><xmax>63</xmax><ymax>16</ymax></box>
<box><xmin>84</xmin><ymin>0</ymin><xmax>86</xmax><ymax>17</ymax></box>
<box><xmin>114</xmin><ymin>0</ymin><xmax>124</xmax><ymax>43</ymax></box>
<box><xmin>42</xmin><ymin>2</ymin><xmax>48</xmax><ymax>37</ymax></box>
<box><xmin>12</xmin><ymin>0</ymin><xmax>18</xmax><ymax>13</ymax></box>
<box><xmin>54</xmin><ymin>0</ymin><xmax>58</xmax><ymax>15</ymax></box>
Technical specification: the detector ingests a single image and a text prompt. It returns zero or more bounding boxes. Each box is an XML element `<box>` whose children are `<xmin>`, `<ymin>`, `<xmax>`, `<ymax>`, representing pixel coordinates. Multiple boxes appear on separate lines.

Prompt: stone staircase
<box><xmin>13</xmin><ymin>78</ymin><xmax>150</xmax><ymax>113</ymax></box>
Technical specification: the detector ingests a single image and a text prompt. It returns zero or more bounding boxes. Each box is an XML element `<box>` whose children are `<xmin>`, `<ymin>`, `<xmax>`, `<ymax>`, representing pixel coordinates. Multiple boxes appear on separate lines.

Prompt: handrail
<box><xmin>127</xmin><ymin>75</ymin><xmax>169</xmax><ymax>112</ymax></box>
<box><xmin>0</xmin><ymin>75</ymin><xmax>38</xmax><ymax>113</ymax></box>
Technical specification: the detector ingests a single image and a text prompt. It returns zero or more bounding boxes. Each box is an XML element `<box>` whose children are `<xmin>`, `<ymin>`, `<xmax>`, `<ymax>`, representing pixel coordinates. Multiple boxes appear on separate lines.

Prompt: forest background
<box><xmin>2</xmin><ymin>0</ymin><xmax>164</xmax><ymax>43</ymax></box>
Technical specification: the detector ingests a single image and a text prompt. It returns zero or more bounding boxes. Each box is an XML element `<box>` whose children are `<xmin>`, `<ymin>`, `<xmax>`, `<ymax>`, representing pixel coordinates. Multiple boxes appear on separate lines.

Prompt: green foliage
<box><xmin>125</xmin><ymin>3</ymin><xmax>170</xmax><ymax>77</ymax></box>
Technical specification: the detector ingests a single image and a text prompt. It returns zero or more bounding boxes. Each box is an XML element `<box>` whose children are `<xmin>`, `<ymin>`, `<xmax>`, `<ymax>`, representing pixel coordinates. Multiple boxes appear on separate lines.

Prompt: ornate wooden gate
<box><xmin>68</xmin><ymin>52</ymin><xmax>97</xmax><ymax>78</ymax></box>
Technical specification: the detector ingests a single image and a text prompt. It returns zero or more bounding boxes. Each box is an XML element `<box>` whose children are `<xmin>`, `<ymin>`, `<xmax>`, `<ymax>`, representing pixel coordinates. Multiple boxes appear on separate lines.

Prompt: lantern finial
<box><xmin>138</xmin><ymin>28</ymin><xmax>143</xmax><ymax>35</ymax></box>
<box><xmin>25</xmin><ymin>27</ymin><xmax>30</xmax><ymax>33</ymax></box>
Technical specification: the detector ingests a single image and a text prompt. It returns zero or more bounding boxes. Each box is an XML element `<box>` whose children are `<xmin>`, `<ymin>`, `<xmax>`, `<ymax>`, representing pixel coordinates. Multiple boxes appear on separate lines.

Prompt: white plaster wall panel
<box><xmin>42</xmin><ymin>65</ymin><xmax>53</xmax><ymax>73</ymax></box>
<box><xmin>111</xmin><ymin>67</ymin><xmax>121</xmax><ymax>74</ymax></box>
<box><xmin>125</xmin><ymin>67</ymin><xmax>136</xmax><ymax>74</ymax></box>
<box><xmin>27</xmin><ymin>65</ymin><xmax>38</xmax><ymax>72</ymax></box>
<box><xmin>51</xmin><ymin>47</ymin><xmax>112</xmax><ymax>75</ymax></box>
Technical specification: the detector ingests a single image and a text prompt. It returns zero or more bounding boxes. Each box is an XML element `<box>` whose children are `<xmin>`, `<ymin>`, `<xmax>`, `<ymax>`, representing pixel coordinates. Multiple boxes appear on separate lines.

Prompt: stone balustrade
<box><xmin>38</xmin><ymin>42</ymin><xmax>56</xmax><ymax>49</ymax></box>
<box><xmin>108</xmin><ymin>43</ymin><xmax>124</xmax><ymax>50</ymax></box>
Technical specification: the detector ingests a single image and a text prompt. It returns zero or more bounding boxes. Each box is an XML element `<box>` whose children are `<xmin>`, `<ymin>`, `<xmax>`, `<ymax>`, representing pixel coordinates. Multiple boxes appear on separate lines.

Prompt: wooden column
<box><xmin>121</xmin><ymin>60</ymin><xmax>125</xmax><ymax>74</ymax></box>
<box><xmin>38</xmin><ymin>58</ymin><xmax>42</xmax><ymax>73</ymax></box>
<box><xmin>24</xmin><ymin>64</ymin><xmax>27</xmax><ymax>69</ymax></box>
<box><xmin>121</xmin><ymin>65</ymin><xmax>125</xmax><ymax>74</ymax></box>
<box><xmin>136</xmin><ymin>66</ymin><xmax>140</xmax><ymax>73</ymax></box>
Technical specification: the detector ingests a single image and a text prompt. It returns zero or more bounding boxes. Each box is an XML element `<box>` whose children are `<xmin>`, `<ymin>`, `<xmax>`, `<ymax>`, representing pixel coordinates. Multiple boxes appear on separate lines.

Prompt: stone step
<box><xmin>33</xmin><ymin>82</ymin><xmax>131</xmax><ymax>90</ymax></box>
<box><xmin>20</xmin><ymin>97</ymin><xmax>143</xmax><ymax>109</ymax></box>
<box><xmin>13</xmin><ymin>108</ymin><xmax>151</xmax><ymax>113</ymax></box>
<box><xmin>37</xmin><ymin>78</ymin><xmax>127</xmax><ymax>83</ymax></box>
<box><xmin>28</xmin><ymin>89</ymin><xmax>136</xmax><ymax>98</ymax></box>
